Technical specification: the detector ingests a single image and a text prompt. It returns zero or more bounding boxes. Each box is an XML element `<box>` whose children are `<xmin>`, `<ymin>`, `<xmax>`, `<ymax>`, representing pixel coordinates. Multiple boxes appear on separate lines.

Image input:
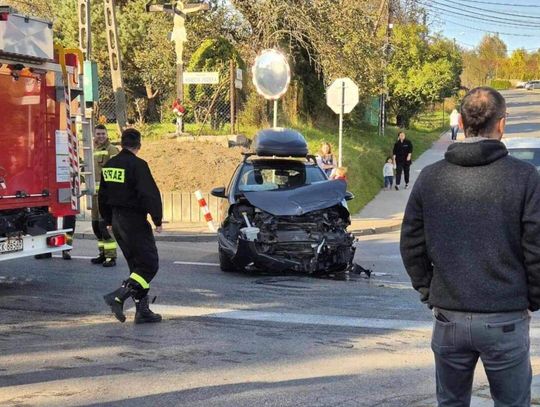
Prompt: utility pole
<box><xmin>380</xmin><ymin>0</ymin><xmax>394</xmax><ymax>136</ymax></box>
<box><xmin>78</xmin><ymin>0</ymin><xmax>91</xmax><ymax>59</ymax></box>
<box><xmin>146</xmin><ymin>1</ymin><xmax>209</xmax><ymax>135</ymax></box>
<box><xmin>103</xmin><ymin>0</ymin><xmax>127</xmax><ymax>131</ymax></box>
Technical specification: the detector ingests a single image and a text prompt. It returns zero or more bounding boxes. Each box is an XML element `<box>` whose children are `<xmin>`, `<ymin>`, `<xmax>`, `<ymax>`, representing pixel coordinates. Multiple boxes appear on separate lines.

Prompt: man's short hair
<box><xmin>121</xmin><ymin>128</ymin><xmax>142</xmax><ymax>149</ymax></box>
<box><xmin>95</xmin><ymin>124</ymin><xmax>107</xmax><ymax>131</ymax></box>
<box><xmin>460</xmin><ymin>87</ymin><xmax>506</xmax><ymax>138</ymax></box>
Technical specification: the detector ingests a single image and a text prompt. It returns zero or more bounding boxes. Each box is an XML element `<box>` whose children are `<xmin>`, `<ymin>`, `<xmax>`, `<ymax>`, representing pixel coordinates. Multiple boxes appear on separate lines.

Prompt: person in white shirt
<box><xmin>449</xmin><ymin>109</ymin><xmax>460</xmax><ymax>141</ymax></box>
<box><xmin>383</xmin><ymin>157</ymin><xmax>394</xmax><ymax>190</ymax></box>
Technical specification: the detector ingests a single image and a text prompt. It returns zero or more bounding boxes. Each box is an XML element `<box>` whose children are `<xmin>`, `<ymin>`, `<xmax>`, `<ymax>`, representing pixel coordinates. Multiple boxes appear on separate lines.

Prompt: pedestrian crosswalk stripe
<box><xmin>125</xmin><ymin>304</ymin><xmax>433</xmax><ymax>332</ymax></box>
<box><xmin>174</xmin><ymin>261</ymin><xmax>220</xmax><ymax>267</ymax></box>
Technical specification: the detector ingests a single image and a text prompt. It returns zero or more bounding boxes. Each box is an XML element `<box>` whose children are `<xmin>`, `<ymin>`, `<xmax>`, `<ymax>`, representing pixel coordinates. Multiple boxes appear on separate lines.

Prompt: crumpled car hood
<box><xmin>242</xmin><ymin>180</ymin><xmax>347</xmax><ymax>216</ymax></box>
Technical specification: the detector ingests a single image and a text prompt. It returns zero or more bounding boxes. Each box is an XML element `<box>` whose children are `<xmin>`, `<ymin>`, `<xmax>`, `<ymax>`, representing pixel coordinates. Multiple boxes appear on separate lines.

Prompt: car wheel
<box><xmin>219</xmin><ymin>247</ymin><xmax>236</xmax><ymax>272</ymax></box>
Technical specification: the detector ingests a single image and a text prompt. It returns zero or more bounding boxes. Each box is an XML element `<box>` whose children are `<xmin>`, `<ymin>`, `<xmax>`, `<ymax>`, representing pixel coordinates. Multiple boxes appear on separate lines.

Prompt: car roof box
<box><xmin>253</xmin><ymin>128</ymin><xmax>308</xmax><ymax>157</ymax></box>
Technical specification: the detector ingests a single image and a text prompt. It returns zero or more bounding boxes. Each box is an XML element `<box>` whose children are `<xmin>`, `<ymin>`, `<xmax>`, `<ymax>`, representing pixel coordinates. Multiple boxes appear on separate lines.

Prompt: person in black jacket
<box><xmin>392</xmin><ymin>131</ymin><xmax>413</xmax><ymax>190</ymax></box>
<box><xmin>401</xmin><ymin>87</ymin><xmax>540</xmax><ymax>406</ymax></box>
<box><xmin>99</xmin><ymin>128</ymin><xmax>163</xmax><ymax>324</ymax></box>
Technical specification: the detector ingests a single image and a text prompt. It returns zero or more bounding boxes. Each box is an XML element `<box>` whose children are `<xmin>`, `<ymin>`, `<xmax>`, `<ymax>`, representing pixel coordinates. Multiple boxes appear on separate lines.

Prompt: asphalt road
<box><xmin>503</xmin><ymin>88</ymin><xmax>540</xmax><ymax>138</ymax></box>
<box><xmin>1</xmin><ymin>89</ymin><xmax>540</xmax><ymax>407</ymax></box>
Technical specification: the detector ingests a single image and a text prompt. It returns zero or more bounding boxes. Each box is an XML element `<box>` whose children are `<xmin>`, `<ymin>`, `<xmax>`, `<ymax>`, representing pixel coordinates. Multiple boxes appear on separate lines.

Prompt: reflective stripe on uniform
<box><xmin>129</xmin><ymin>273</ymin><xmax>150</xmax><ymax>289</ymax></box>
<box><xmin>98</xmin><ymin>240</ymin><xmax>105</xmax><ymax>248</ymax></box>
<box><xmin>103</xmin><ymin>241</ymin><xmax>117</xmax><ymax>250</ymax></box>
<box><xmin>94</xmin><ymin>150</ymin><xmax>109</xmax><ymax>156</ymax></box>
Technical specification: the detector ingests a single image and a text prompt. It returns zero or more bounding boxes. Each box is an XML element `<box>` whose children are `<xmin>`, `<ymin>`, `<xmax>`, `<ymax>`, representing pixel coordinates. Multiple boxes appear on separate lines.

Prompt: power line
<box><xmin>438</xmin><ymin>16</ymin><xmax>540</xmax><ymax>37</ymax></box>
<box><xmin>423</xmin><ymin>0</ymin><xmax>540</xmax><ymax>28</ymax></box>
<box><xmin>431</xmin><ymin>10</ymin><xmax>540</xmax><ymax>31</ymax></box>
<box><xmin>455</xmin><ymin>0</ymin><xmax>540</xmax><ymax>7</ymax></box>
<box><xmin>424</xmin><ymin>4</ymin><xmax>540</xmax><ymax>31</ymax></box>
<box><xmin>436</xmin><ymin>0</ymin><xmax>540</xmax><ymax>20</ymax></box>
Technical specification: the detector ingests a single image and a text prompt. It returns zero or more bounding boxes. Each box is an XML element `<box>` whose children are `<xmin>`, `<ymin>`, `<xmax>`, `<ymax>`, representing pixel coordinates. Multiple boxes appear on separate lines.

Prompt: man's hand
<box><xmin>407</xmin><ymin>154</ymin><xmax>412</xmax><ymax>162</ymax></box>
<box><xmin>106</xmin><ymin>225</ymin><xmax>113</xmax><ymax>234</ymax></box>
<box><xmin>155</xmin><ymin>225</ymin><xmax>163</xmax><ymax>234</ymax></box>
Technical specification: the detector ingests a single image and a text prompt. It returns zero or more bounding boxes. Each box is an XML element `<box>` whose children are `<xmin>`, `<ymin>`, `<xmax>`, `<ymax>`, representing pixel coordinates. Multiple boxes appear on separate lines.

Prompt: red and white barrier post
<box><xmin>194</xmin><ymin>190</ymin><xmax>216</xmax><ymax>232</ymax></box>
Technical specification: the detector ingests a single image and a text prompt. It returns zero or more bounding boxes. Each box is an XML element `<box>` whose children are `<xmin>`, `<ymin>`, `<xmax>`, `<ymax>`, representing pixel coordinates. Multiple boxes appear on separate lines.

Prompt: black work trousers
<box><xmin>396</xmin><ymin>162</ymin><xmax>411</xmax><ymax>186</ymax></box>
<box><xmin>92</xmin><ymin>220</ymin><xmax>114</xmax><ymax>242</ymax></box>
<box><xmin>112</xmin><ymin>208</ymin><xmax>159</xmax><ymax>296</ymax></box>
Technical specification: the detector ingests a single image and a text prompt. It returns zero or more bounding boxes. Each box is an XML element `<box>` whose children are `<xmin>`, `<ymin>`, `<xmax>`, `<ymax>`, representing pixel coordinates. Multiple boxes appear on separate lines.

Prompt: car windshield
<box><xmin>507</xmin><ymin>148</ymin><xmax>540</xmax><ymax>171</ymax></box>
<box><xmin>237</xmin><ymin>160</ymin><xmax>327</xmax><ymax>192</ymax></box>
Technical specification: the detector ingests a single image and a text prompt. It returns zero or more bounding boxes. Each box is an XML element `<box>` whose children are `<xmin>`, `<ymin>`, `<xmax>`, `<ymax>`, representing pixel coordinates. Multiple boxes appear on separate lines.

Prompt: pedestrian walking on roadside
<box><xmin>91</xmin><ymin>124</ymin><xmax>119</xmax><ymax>267</ymax></box>
<box><xmin>392</xmin><ymin>132</ymin><xmax>413</xmax><ymax>190</ymax></box>
<box><xmin>450</xmin><ymin>108</ymin><xmax>460</xmax><ymax>141</ymax></box>
<box><xmin>401</xmin><ymin>87</ymin><xmax>540</xmax><ymax>406</ymax></box>
<box><xmin>317</xmin><ymin>142</ymin><xmax>336</xmax><ymax>177</ymax></box>
<box><xmin>383</xmin><ymin>157</ymin><xmax>394</xmax><ymax>190</ymax></box>
<box><xmin>99</xmin><ymin>128</ymin><xmax>163</xmax><ymax>324</ymax></box>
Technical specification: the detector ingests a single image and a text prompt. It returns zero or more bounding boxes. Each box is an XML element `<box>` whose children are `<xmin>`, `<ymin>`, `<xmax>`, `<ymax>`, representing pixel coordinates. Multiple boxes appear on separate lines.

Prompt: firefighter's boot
<box><xmin>102</xmin><ymin>258</ymin><xmax>116</xmax><ymax>268</ymax></box>
<box><xmin>92</xmin><ymin>243</ymin><xmax>106</xmax><ymax>264</ymax></box>
<box><xmin>134</xmin><ymin>295</ymin><xmax>162</xmax><ymax>324</ymax></box>
<box><xmin>91</xmin><ymin>254</ymin><xmax>106</xmax><ymax>264</ymax></box>
<box><xmin>103</xmin><ymin>281</ymin><xmax>135</xmax><ymax>323</ymax></box>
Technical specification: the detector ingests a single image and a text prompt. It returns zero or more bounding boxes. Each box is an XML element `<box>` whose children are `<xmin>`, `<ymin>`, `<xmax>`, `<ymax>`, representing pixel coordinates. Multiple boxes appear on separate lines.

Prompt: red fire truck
<box><xmin>0</xmin><ymin>7</ymin><xmax>92</xmax><ymax>261</ymax></box>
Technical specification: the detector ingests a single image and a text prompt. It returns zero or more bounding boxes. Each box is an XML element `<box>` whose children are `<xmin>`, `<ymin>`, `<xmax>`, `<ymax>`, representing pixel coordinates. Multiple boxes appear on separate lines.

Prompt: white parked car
<box><xmin>525</xmin><ymin>81</ymin><xmax>540</xmax><ymax>90</ymax></box>
<box><xmin>503</xmin><ymin>138</ymin><xmax>540</xmax><ymax>171</ymax></box>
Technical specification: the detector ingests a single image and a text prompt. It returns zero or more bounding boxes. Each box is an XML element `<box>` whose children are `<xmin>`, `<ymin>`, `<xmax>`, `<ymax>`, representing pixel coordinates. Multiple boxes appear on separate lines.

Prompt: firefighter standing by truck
<box><xmin>99</xmin><ymin>128</ymin><xmax>163</xmax><ymax>324</ymax></box>
<box><xmin>91</xmin><ymin>124</ymin><xmax>119</xmax><ymax>267</ymax></box>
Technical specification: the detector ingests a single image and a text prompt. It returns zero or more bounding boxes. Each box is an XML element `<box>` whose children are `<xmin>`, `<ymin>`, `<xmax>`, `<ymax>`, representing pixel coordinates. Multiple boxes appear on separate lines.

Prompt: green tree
<box><xmin>478</xmin><ymin>35</ymin><xmax>507</xmax><ymax>80</ymax></box>
<box><xmin>387</xmin><ymin>24</ymin><xmax>462</xmax><ymax>127</ymax></box>
<box><xmin>186</xmin><ymin>37</ymin><xmax>245</xmax><ymax>129</ymax></box>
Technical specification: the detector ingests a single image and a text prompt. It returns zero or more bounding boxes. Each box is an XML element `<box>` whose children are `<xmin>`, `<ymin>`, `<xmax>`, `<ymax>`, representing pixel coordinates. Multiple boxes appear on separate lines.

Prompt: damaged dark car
<box><xmin>211</xmin><ymin>128</ymin><xmax>357</xmax><ymax>274</ymax></box>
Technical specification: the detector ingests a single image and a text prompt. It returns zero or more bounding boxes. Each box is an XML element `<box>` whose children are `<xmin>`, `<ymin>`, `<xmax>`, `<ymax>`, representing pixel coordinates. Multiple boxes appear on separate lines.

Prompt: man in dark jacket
<box><xmin>401</xmin><ymin>87</ymin><xmax>540</xmax><ymax>406</ymax></box>
<box><xmin>392</xmin><ymin>131</ymin><xmax>413</xmax><ymax>190</ymax></box>
<box><xmin>99</xmin><ymin>128</ymin><xmax>163</xmax><ymax>324</ymax></box>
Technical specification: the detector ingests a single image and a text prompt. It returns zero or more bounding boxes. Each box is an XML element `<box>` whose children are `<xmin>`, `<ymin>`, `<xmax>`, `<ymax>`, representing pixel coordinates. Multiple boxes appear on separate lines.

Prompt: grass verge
<box><xmin>297</xmin><ymin>120</ymin><xmax>444</xmax><ymax>214</ymax></box>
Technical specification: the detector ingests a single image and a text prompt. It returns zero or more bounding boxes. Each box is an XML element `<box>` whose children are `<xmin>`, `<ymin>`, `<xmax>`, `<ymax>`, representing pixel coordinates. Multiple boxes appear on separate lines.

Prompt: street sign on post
<box><xmin>183</xmin><ymin>71</ymin><xmax>219</xmax><ymax>85</ymax></box>
<box><xmin>235</xmin><ymin>68</ymin><xmax>243</xmax><ymax>89</ymax></box>
<box><xmin>326</xmin><ymin>78</ymin><xmax>359</xmax><ymax>167</ymax></box>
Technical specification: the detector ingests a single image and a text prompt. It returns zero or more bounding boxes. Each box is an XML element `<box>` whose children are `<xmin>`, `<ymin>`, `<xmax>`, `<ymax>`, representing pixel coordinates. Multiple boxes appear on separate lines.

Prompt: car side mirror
<box><xmin>211</xmin><ymin>187</ymin><xmax>227</xmax><ymax>199</ymax></box>
<box><xmin>345</xmin><ymin>191</ymin><xmax>354</xmax><ymax>201</ymax></box>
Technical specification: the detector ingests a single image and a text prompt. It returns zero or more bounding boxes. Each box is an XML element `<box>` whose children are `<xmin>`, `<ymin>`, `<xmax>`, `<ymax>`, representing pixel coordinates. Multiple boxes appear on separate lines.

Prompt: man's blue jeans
<box><xmin>432</xmin><ymin>308</ymin><xmax>531</xmax><ymax>407</ymax></box>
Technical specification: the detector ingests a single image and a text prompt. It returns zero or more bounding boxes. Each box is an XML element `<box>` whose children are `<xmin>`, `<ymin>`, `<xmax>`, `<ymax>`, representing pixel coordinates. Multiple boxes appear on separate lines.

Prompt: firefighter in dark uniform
<box><xmin>91</xmin><ymin>124</ymin><xmax>119</xmax><ymax>267</ymax></box>
<box><xmin>99</xmin><ymin>128</ymin><xmax>163</xmax><ymax>324</ymax></box>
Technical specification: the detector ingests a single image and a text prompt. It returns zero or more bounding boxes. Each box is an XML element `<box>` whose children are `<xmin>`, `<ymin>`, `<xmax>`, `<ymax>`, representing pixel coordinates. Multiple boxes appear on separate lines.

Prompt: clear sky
<box><xmin>427</xmin><ymin>0</ymin><xmax>540</xmax><ymax>54</ymax></box>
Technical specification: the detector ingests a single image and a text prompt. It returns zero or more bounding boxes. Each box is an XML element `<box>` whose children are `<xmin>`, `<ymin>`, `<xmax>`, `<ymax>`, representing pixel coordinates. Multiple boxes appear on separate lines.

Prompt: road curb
<box><xmin>350</xmin><ymin>222</ymin><xmax>402</xmax><ymax>237</ymax></box>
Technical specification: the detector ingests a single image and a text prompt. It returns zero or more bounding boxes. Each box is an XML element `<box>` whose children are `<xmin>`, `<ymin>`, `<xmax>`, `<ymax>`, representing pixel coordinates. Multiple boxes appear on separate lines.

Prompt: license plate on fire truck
<box><xmin>0</xmin><ymin>238</ymin><xmax>23</xmax><ymax>254</ymax></box>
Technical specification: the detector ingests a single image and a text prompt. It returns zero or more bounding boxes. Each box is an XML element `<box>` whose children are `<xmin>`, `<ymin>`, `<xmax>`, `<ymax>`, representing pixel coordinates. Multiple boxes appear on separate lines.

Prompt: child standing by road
<box><xmin>333</xmin><ymin>167</ymin><xmax>348</xmax><ymax>181</ymax></box>
<box><xmin>383</xmin><ymin>157</ymin><xmax>394</xmax><ymax>190</ymax></box>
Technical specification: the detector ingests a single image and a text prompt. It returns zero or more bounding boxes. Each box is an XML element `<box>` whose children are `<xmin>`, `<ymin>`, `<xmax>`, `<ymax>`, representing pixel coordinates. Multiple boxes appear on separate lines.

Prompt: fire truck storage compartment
<box><xmin>0</xmin><ymin>68</ymin><xmax>50</xmax><ymax>206</ymax></box>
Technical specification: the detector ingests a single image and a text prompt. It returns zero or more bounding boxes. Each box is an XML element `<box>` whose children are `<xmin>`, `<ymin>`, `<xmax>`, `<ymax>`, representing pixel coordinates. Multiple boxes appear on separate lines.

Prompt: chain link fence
<box><xmin>95</xmin><ymin>65</ymin><xmax>397</xmax><ymax>141</ymax></box>
<box><xmin>96</xmin><ymin>66</ymin><xmax>242</xmax><ymax>136</ymax></box>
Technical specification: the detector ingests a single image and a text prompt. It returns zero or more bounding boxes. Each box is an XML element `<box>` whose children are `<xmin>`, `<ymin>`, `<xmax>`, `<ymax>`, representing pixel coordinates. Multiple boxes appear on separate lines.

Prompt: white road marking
<box><xmin>174</xmin><ymin>261</ymin><xmax>220</xmax><ymax>267</ymax></box>
<box><xmin>126</xmin><ymin>304</ymin><xmax>432</xmax><ymax>332</ymax></box>
<box><xmin>52</xmin><ymin>255</ymin><xmax>94</xmax><ymax>260</ymax></box>
<box><xmin>125</xmin><ymin>305</ymin><xmax>540</xmax><ymax>337</ymax></box>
